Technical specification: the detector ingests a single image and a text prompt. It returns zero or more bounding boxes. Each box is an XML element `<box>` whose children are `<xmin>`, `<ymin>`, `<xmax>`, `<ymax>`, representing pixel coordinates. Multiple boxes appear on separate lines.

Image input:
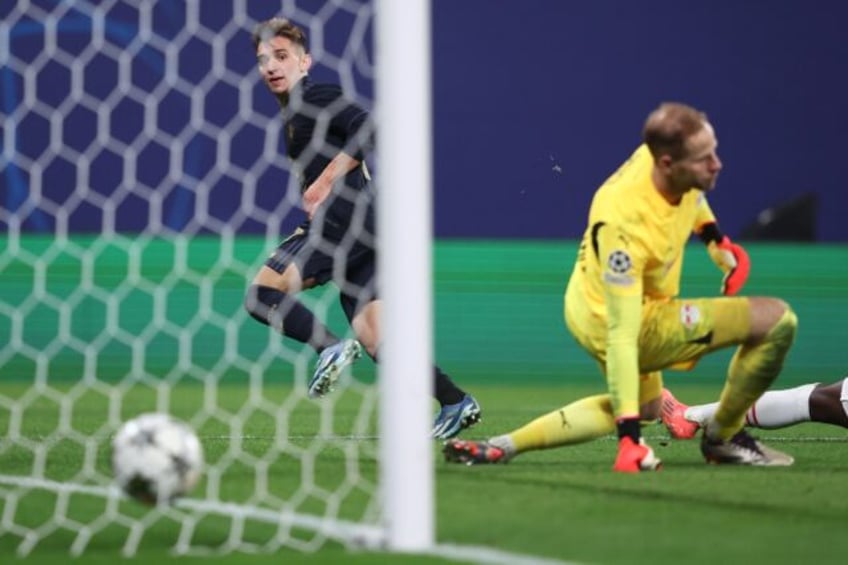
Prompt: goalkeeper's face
<box><xmin>256</xmin><ymin>36</ymin><xmax>312</xmax><ymax>95</ymax></box>
<box><xmin>669</xmin><ymin>123</ymin><xmax>723</xmax><ymax>193</ymax></box>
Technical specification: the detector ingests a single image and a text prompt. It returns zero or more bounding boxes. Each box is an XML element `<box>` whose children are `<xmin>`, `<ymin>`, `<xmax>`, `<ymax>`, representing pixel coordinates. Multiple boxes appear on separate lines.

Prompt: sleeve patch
<box><xmin>603</xmin><ymin>249</ymin><xmax>634</xmax><ymax>286</ymax></box>
<box><xmin>607</xmin><ymin>250</ymin><xmax>632</xmax><ymax>273</ymax></box>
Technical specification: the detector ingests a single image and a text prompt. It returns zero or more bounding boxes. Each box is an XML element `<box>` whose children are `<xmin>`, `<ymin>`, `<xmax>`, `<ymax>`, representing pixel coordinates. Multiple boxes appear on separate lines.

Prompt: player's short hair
<box><xmin>251</xmin><ymin>18</ymin><xmax>309</xmax><ymax>52</ymax></box>
<box><xmin>642</xmin><ymin>102</ymin><xmax>708</xmax><ymax>161</ymax></box>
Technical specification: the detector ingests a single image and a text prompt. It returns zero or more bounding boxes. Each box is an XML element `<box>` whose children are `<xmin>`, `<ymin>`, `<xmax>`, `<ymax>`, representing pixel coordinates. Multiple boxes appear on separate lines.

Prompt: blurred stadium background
<box><xmin>3</xmin><ymin>0</ymin><xmax>846</xmax><ymax>385</ymax></box>
<box><xmin>2</xmin><ymin>0</ymin><xmax>847</xmax><ymax>561</ymax></box>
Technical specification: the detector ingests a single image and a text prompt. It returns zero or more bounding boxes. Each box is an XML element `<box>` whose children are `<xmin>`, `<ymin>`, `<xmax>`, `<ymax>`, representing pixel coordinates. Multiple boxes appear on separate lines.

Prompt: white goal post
<box><xmin>376</xmin><ymin>0</ymin><xmax>435</xmax><ymax>551</ymax></box>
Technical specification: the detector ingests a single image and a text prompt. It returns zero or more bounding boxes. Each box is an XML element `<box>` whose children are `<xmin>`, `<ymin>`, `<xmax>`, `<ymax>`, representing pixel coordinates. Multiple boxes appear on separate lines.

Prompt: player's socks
<box><xmin>506</xmin><ymin>394</ymin><xmax>615</xmax><ymax>454</ymax></box>
<box><xmin>743</xmin><ymin>384</ymin><xmax>812</xmax><ymax>428</ymax></box>
<box><xmin>433</xmin><ymin>366</ymin><xmax>465</xmax><ymax>406</ymax></box>
<box><xmin>244</xmin><ymin>285</ymin><xmax>338</xmax><ymax>351</ymax></box>
<box><xmin>709</xmin><ymin>307</ymin><xmax>798</xmax><ymax>440</ymax></box>
<box><xmin>688</xmin><ymin>382</ymin><xmax>816</xmax><ymax>429</ymax></box>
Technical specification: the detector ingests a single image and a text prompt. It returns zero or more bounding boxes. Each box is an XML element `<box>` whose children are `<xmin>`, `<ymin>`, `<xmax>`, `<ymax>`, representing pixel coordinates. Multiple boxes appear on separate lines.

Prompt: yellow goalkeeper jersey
<box><xmin>568</xmin><ymin>143</ymin><xmax>717</xmax><ymax>307</ymax></box>
<box><xmin>564</xmin><ymin>144</ymin><xmax>717</xmax><ymax>414</ymax></box>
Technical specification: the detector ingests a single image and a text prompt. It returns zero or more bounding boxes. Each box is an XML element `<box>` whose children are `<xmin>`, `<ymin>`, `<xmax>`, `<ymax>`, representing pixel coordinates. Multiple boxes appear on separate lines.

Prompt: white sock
<box><xmin>684</xmin><ymin>402</ymin><xmax>719</xmax><ymax>427</ymax></box>
<box><xmin>746</xmin><ymin>383</ymin><xmax>816</xmax><ymax>428</ymax></box>
<box><xmin>686</xmin><ymin>383</ymin><xmax>817</xmax><ymax>429</ymax></box>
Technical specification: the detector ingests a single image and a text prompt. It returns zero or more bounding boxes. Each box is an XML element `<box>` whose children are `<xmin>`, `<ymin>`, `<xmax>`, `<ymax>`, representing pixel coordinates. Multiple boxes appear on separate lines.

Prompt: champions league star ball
<box><xmin>111</xmin><ymin>413</ymin><xmax>203</xmax><ymax>505</ymax></box>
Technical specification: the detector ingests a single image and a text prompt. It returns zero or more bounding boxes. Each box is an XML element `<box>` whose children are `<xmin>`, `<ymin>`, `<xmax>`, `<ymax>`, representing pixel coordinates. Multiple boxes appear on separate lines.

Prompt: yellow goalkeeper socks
<box><xmin>710</xmin><ymin>307</ymin><xmax>798</xmax><ymax>440</ymax></box>
<box><xmin>502</xmin><ymin>394</ymin><xmax>616</xmax><ymax>454</ymax></box>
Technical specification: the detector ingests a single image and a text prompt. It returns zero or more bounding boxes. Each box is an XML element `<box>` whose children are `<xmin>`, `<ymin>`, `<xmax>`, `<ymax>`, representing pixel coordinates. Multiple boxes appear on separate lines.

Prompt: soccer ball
<box><xmin>111</xmin><ymin>413</ymin><xmax>203</xmax><ymax>505</ymax></box>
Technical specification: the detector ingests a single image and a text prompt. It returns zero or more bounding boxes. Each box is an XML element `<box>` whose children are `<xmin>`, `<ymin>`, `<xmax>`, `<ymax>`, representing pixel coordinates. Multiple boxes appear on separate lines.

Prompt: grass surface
<box><xmin>440</xmin><ymin>383</ymin><xmax>848</xmax><ymax>564</ymax></box>
<box><xmin>3</xmin><ymin>238</ymin><xmax>846</xmax><ymax>563</ymax></box>
<box><xmin>2</xmin><ymin>381</ymin><xmax>848</xmax><ymax>564</ymax></box>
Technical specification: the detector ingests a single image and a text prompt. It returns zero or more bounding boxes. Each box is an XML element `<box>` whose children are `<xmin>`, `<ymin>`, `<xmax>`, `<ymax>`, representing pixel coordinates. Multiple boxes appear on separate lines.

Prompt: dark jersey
<box><xmin>282</xmin><ymin>77</ymin><xmax>373</xmax><ymax>193</ymax></box>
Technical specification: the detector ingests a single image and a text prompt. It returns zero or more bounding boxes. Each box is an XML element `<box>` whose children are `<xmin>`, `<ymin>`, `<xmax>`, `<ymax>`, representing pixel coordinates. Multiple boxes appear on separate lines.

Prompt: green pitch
<box><xmin>2</xmin><ymin>238</ymin><xmax>847</xmax><ymax>563</ymax></box>
<box><xmin>1</xmin><ymin>381</ymin><xmax>848</xmax><ymax>564</ymax></box>
<box><xmin>442</xmin><ymin>383</ymin><xmax>848</xmax><ymax>564</ymax></box>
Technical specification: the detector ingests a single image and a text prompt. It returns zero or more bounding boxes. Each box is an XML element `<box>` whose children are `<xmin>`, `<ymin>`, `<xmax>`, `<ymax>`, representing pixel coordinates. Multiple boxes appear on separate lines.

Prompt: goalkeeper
<box><xmin>244</xmin><ymin>18</ymin><xmax>480</xmax><ymax>439</ymax></box>
<box><xmin>445</xmin><ymin>102</ymin><xmax>797</xmax><ymax>470</ymax></box>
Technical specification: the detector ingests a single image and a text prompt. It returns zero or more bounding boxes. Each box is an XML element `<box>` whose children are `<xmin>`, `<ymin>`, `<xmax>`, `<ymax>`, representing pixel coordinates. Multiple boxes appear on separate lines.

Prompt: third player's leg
<box><xmin>809</xmin><ymin>378</ymin><xmax>848</xmax><ymax>427</ymax></box>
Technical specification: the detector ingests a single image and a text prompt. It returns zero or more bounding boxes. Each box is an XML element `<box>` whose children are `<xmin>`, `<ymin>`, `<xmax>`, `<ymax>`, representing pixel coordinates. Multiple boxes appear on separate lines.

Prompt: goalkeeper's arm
<box><xmin>697</xmin><ymin>222</ymin><xmax>750</xmax><ymax>296</ymax></box>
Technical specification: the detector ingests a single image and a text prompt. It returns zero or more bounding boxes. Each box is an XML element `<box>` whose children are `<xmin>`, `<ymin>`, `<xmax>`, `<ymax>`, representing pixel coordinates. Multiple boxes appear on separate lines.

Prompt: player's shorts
<box><xmin>566</xmin><ymin>296</ymin><xmax>751</xmax><ymax>373</ymax></box>
<box><xmin>265</xmin><ymin>222</ymin><xmax>376</xmax><ymax>318</ymax></box>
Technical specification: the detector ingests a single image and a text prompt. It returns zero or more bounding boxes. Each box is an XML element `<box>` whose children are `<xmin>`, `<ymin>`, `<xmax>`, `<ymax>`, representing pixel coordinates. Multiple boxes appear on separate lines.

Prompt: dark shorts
<box><xmin>265</xmin><ymin>222</ymin><xmax>377</xmax><ymax>320</ymax></box>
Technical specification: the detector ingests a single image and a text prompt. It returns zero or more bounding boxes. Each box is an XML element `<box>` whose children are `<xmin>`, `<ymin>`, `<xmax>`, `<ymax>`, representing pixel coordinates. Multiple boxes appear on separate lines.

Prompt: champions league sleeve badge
<box><xmin>603</xmin><ymin>249</ymin><xmax>634</xmax><ymax>286</ymax></box>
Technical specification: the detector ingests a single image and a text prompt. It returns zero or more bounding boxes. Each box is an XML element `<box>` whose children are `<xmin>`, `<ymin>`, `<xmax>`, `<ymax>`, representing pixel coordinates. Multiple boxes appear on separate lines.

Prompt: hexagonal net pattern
<box><xmin>0</xmin><ymin>0</ymin><xmax>387</xmax><ymax>556</ymax></box>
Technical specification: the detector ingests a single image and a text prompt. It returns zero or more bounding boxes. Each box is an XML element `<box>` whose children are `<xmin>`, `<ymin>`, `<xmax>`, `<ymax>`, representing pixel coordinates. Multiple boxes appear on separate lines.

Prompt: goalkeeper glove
<box><xmin>700</xmin><ymin>223</ymin><xmax>750</xmax><ymax>296</ymax></box>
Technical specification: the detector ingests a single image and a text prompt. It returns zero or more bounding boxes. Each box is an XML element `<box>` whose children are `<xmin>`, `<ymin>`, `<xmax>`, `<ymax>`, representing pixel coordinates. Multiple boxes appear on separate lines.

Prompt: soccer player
<box><xmin>444</xmin><ymin>102</ymin><xmax>797</xmax><ymax>471</ymax></box>
<box><xmin>244</xmin><ymin>18</ymin><xmax>480</xmax><ymax>439</ymax></box>
<box><xmin>661</xmin><ymin>378</ymin><xmax>848</xmax><ymax>438</ymax></box>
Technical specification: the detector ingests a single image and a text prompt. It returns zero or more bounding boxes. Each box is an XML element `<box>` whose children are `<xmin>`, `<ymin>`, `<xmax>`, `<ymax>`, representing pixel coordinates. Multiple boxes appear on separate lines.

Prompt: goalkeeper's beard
<box><xmin>670</xmin><ymin>168</ymin><xmax>719</xmax><ymax>193</ymax></box>
<box><xmin>694</xmin><ymin>172</ymin><xmax>720</xmax><ymax>192</ymax></box>
<box><xmin>685</xmin><ymin>176</ymin><xmax>719</xmax><ymax>193</ymax></box>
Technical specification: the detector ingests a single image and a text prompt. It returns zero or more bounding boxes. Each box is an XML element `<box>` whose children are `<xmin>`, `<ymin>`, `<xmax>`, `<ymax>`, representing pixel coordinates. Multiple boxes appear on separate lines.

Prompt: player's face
<box><xmin>256</xmin><ymin>36</ymin><xmax>311</xmax><ymax>95</ymax></box>
<box><xmin>670</xmin><ymin>123</ymin><xmax>722</xmax><ymax>192</ymax></box>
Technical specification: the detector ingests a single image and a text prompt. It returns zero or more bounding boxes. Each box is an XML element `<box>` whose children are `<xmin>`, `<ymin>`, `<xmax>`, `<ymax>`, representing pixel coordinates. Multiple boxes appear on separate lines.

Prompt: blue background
<box><xmin>2</xmin><ymin>0</ymin><xmax>847</xmax><ymax>240</ymax></box>
<box><xmin>432</xmin><ymin>0</ymin><xmax>848</xmax><ymax>240</ymax></box>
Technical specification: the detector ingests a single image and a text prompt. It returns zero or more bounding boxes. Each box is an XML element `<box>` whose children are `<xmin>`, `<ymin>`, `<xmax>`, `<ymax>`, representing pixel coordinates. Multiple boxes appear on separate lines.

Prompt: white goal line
<box><xmin>0</xmin><ymin>474</ymin><xmax>384</xmax><ymax>548</ymax></box>
<box><xmin>0</xmin><ymin>475</ymin><xmax>576</xmax><ymax>565</ymax></box>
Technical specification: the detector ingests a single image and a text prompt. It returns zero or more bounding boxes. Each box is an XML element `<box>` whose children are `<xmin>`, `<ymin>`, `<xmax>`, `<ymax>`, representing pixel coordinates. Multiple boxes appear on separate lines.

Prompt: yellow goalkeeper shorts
<box><xmin>567</xmin><ymin>296</ymin><xmax>751</xmax><ymax>373</ymax></box>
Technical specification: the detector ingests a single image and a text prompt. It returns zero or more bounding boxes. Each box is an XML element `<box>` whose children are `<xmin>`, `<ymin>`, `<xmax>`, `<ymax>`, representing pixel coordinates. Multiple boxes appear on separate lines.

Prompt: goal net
<box><xmin>0</xmin><ymin>0</ymin><xmax>432</xmax><ymax>557</ymax></box>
